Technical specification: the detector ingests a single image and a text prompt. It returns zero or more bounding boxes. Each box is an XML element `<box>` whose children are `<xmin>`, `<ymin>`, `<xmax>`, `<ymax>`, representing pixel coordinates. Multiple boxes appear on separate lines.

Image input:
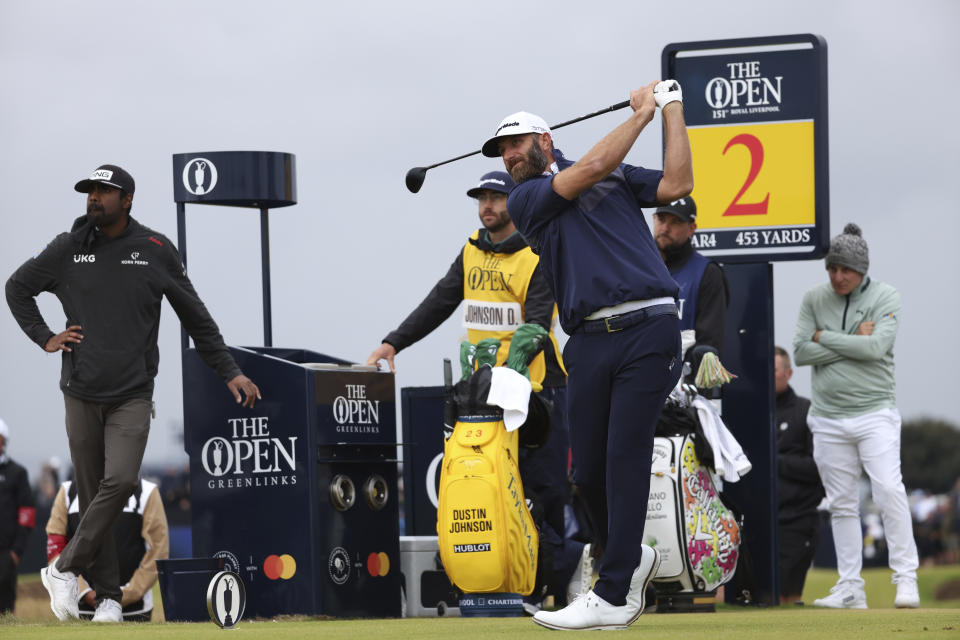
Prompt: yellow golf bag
<box><xmin>437</xmin><ymin>413</ymin><xmax>538</xmax><ymax>595</ymax></box>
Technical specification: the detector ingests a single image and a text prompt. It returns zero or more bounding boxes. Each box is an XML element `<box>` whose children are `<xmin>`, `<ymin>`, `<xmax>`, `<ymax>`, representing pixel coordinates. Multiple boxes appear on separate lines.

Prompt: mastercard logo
<box><xmin>366</xmin><ymin>552</ymin><xmax>391</xmax><ymax>577</ymax></box>
<box><xmin>264</xmin><ymin>554</ymin><xmax>297</xmax><ymax>580</ymax></box>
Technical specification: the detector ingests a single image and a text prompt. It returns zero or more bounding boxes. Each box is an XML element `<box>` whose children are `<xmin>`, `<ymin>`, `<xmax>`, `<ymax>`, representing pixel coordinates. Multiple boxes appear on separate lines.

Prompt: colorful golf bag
<box><xmin>643</xmin><ymin>400</ymin><xmax>741</xmax><ymax>609</ymax></box>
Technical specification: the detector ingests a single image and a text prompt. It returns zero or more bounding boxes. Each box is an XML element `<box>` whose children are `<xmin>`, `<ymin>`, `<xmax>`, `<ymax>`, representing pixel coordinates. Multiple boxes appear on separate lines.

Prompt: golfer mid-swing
<box><xmin>482</xmin><ymin>80</ymin><xmax>693</xmax><ymax>630</ymax></box>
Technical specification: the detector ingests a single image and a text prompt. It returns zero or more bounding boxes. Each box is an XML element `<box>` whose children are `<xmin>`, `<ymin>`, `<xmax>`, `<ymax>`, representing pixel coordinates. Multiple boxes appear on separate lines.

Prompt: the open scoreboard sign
<box><xmin>662</xmin><ymin>34</ymin><xmax>829</xmax><ymax>262</ymax></box>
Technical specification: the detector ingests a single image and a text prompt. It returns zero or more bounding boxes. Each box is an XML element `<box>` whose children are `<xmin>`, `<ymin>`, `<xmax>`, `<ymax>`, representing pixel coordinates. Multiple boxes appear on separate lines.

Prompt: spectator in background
<box><xmin>773</xmin><ymin>346</ymin><xmax>824</xmax><ymax>604</ymax></box>
<box><xmin>47</xmin><ymin>477</ymin><xmax>169</xmax><ymax>621</ymax></box>
<box><xmin>652</xmin><ymin>196</ymin><xmax>729</xmax><ymax>355</ymax></box>
<box><xmin>793</xmin><ymin>223</ymin><xmax>919</xmax><ymax>609</ymax></box>
<box><xmin>34</xmin><ymin>458</ymin><xmax>61</xmax><ymax>510</ymax></box>
<box><xmin>0</xmin><ymin>418</ymin><xmax>36</xmax><ymax>614</ymax></box>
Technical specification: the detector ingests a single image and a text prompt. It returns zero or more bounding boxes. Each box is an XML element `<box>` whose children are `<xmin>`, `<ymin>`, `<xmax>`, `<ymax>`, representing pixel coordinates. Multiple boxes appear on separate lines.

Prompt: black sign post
<box><xmin>663</xmin><ymin>35</ymin><xmax>829</xmax><ymax>606</ymax></box>
<box><xmin>172</xmin><ymin>151</ymin><xmax>297</xmax><ymax>347</ymax></box>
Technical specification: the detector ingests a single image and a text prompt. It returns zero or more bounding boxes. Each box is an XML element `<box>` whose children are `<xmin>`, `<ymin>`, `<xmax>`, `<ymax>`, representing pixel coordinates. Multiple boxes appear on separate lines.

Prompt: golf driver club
<box><xmin>405</xmin><ymin>99</ymin><xmax>630</xmax><ymax>193</ymax></box>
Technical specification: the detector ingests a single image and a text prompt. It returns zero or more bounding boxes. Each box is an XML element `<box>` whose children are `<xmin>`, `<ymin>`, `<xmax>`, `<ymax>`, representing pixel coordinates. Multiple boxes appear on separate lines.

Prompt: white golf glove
<box><xmin>654</xmin><ymin>80</ymin><xmax>683</xmax><ymax>109</ymax></box>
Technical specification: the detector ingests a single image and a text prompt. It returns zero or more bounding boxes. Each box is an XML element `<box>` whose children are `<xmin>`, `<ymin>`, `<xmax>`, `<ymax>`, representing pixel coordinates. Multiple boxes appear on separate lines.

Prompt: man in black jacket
<box><xmin>0</xmin><ymin>418</ymin><xmax>35</xmax><ymax>614</ymax></box>
<box><xmin>652</xmin><ymin>196</ymin><xmax>728</xmax><ymax>355</ymax></box>
<box><xmin>5</xmin><ymin>164</ymin><xmax>260</xmax><ymax>623</ymax></box>
<box><xmin>366</xmin><ymin>171</ymin><xmax>570</xmax><ymax>610</ymax></box>
<box><xmin>774</xmin><ymin>346</ymin><xmax>824</xmax><ymax>604</ymax></box>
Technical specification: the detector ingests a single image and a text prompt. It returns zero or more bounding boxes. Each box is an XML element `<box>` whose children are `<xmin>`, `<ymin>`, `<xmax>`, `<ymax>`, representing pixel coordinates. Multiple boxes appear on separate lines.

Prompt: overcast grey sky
<box><xmin>2</xmin><ymin>0</ymin><xmax>958</xmax><ymax>477</ymax></box>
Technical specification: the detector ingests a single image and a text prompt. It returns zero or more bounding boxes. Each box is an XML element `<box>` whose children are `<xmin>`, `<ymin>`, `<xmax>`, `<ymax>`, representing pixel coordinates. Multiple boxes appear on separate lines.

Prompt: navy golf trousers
<box><xmin>563</xmin><ymin>311</ymin><xmax>680</xmax><ymax>605</ymax></box>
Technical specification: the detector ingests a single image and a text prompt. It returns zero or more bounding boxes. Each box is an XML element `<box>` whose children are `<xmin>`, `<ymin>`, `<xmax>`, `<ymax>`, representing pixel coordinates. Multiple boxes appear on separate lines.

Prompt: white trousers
<box><xmin>808</xmin><ymin>408</ymin><xmax>919</xmax><ymax>587</ymax></box>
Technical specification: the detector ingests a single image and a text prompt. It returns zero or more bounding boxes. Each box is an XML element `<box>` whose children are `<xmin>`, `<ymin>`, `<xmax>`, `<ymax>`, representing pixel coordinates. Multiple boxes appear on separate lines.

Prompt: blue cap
<box><xmin>466</xmin><ymin>171</ymin><xmax>515</xmax><ymax>198</ymax></box>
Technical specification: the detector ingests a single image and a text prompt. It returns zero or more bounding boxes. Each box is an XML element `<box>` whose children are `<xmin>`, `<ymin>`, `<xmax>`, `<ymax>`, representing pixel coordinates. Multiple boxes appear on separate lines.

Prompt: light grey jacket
<box><xmin>792</xmin><ymin>277</ymin><xmax>899</xmax><ymax>418</ymax></box>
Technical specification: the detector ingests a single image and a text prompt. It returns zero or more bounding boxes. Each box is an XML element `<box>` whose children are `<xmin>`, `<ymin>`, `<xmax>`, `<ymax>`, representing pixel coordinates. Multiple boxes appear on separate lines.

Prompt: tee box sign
<box><xmin>662</xmin><ymin>34</ymin><xmax>829</xmax><ymax>262</ymax></box>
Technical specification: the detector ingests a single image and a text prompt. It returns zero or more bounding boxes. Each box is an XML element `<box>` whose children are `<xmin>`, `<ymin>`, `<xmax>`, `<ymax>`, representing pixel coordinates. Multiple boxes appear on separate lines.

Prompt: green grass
<box><xmin>1</xmin><ymin>566</ymin><xmax>956</xmax><ymax>639</ymax></box>
<box><xmin>1</xmin><ymin>609</ymin><xmax>958</xmax><ymax>640</ymax></box>
<box><xmin>801</xmin><ymin>565</ymin><xmax>960</xmax><ymax>609</ymax></box>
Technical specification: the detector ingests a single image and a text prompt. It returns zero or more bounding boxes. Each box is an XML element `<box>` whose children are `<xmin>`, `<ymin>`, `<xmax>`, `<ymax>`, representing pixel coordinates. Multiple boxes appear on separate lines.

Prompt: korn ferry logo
<box><xmin>201</xmin><ymin>417</ymin><xmax>298</xmax><ymax>490</ymax></box>
<box><xmin>182</xmin><ymin>157</ymin><xmax>219</xmax><ymax>196</ymax></box>
<box><xmin>121</xmin><ymin>251</ymin><xmax>149</xmax><ymax>266</ymax></box>
<box><xmin>332</xmin><ymin>384</ymin><xmax>380</xmax><ymax>434</ymax></box>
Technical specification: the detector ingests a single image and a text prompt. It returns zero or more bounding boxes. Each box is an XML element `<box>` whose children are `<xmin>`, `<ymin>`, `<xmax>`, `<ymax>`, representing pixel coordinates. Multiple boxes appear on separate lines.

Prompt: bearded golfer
<box><xmin>482</xmin><ymin>80</ymin><xmax>692</xmax><ymax>630</ymax></box>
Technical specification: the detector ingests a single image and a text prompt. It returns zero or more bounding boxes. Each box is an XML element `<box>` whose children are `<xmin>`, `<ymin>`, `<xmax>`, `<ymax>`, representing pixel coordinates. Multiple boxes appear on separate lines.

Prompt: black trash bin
<box><xmin>156</xmin><ymin>557</ymin><xmax>225</xmax><ymax>622</ymax></box>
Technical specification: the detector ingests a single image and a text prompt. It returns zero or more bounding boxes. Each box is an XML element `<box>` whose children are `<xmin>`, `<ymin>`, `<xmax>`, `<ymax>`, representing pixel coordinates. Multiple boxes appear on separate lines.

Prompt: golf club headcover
<box><xmin>474</xmin><ymin>337</ymin><xmax>501</xmax><ymax>371</ymax></box>
<box><xmin>654</xmin><ymin>79</ymin><xmax>683</xmax><ymax>109</ymax></box>
<box><xmin>505</xmin><ymin>323</ymin><xmax>548</xmax><ymax>380</ymax></box>
<box><xmin>459</xmin><ymin>341</ymin><xmax>477</xmax><ymax>382</ymax></box>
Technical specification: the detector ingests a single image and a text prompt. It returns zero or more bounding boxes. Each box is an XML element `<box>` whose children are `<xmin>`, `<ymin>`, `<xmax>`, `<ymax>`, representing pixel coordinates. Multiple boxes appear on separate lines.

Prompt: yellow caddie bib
<box><xmin>461</xmin><ymin>231</ymin><xmax>565</xmax><ymax>384</ymax></box>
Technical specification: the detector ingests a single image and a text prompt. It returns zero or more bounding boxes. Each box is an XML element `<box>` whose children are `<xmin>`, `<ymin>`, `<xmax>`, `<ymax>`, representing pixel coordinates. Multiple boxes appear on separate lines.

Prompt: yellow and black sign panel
<box><xmin>690</xmin><ymin>121</ymin><xmax>815</xmax><ymax>230</ymax></box>
<box><xmin>662</xmin><ymin>34</ymin><xmax>828</xmax><ymax>261</ymax></box>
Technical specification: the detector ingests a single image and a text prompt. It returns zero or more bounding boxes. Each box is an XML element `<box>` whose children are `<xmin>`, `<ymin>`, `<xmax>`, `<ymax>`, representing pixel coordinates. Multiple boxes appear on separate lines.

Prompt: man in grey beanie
<box><xmin>792</xmin><ymin>223</ymin><xmax>919</xmax><ymax>609</ymax></box>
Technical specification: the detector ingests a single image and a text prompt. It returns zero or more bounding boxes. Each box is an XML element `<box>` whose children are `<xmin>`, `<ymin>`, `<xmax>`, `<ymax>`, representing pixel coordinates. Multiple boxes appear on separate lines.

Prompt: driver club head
<box><xmin>405</xmin><ymin>167</ymin><xmax>428</xmax><ymax>193</ymax></box>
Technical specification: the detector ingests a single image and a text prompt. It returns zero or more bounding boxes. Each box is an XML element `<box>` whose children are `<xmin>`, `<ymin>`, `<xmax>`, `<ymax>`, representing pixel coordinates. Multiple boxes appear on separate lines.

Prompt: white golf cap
<box><xmin>0</xmin><ymin>417</ymin><xmax>9</xmax><ymax>441</ymax></box>
<box><xmin>481</xmin><ymin>111</ymin><xmax>551</xmax><ymax>158</ymax></box>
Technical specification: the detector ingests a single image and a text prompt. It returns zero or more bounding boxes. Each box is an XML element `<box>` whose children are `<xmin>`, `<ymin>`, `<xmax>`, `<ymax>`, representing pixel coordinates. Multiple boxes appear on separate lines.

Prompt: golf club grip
<box><xmin>550</xmin><ymin>100</ymin><xmax>631</xmax><ymax>130</ymax></box>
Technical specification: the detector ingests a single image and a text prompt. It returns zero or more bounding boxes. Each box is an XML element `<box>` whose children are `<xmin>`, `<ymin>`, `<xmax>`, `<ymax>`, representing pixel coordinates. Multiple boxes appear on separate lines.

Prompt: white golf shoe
<box><xmin>40</xmin><ymin>560</ymin><xmax>79</xmax><ymax>620</ymax></box>
<box><xmin>812</xmin><ymin>583</ymin><xmax>867</xmax><ymax>609</ymax></box>
<box><xmin>625</xmin><ymin>545</ymin><xmax>661</xmax><ymax>614</ymax></box>
<box><xmin>534</xmin><ymin>545</ymin><xmax>660</xmax><ymax>630</ymax></box>
<box><xmin>893</xmin><ymin>576</ymin><xmax>919</xmax><ymax>608</ymax></box>
<box><xmin>566</xmin><ymin>543</ymin><xmax>594</xmax><ymax>604</ymax></box>
<box><xmin>91</xmin><ymin>598</ymin><xmax>123</xmax><ymax>622</ymax></box>
<box><xmin>533</xmin><ymin>590</ymin><xmax>638</xmax><ymax>631</ymax></box>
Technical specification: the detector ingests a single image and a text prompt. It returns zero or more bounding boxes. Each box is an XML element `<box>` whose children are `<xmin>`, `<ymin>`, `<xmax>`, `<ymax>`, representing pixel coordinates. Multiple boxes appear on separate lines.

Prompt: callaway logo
<box><xmin>121</xmin><ymin>251</ymin><xmax>149</xmax><ymax>266</ymax></box>
<box><xmin>73</xmin><ymin>254</ymin><xmax>96</xmax><ymax>263</ymax></box>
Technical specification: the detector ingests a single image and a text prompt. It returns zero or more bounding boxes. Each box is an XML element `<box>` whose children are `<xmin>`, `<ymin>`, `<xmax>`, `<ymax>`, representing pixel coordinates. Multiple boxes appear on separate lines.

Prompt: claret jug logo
<box><xmin>333</xmin><ymin>384</ymin><xmax>381</xmax><ymax>435</ymax></box>
<box><xmin>705</xmin><ymin>60</ymin><xmax>783</xmax><ymax>120</ymax></box>
<box><xmin>182</xmin><ymin>157</ymin><xmax>219</xmax><ymax>195</ymax></box>
<box><xmin>201</xmin><ymin>417</ymin><xmax>298</xmax><ymax>490</ymax></box>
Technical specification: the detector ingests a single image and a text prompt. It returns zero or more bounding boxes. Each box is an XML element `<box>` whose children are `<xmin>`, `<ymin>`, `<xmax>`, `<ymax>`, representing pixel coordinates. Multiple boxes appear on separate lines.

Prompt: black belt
<box><xmin>578</xmin><ymin>303</ymin><xmax>678</xmax><ymax>334</ymax></box>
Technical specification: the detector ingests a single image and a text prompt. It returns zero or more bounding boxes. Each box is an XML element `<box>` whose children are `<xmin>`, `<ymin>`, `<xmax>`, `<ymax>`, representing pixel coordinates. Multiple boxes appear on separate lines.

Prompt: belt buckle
<box><xmin>604</xmin><ymin>315</ymin><xmax>622</xmax><ymax>333</ymax></box>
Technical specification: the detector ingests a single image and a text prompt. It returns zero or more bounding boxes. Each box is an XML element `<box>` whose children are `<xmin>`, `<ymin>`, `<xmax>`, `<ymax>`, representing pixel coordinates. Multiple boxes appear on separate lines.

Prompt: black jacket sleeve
<box><xmin>694</xmin><ymin>262</ymin><xmax>729</xmax><ymax>354</ymax></box>
<box><xmin>5</xmin><ymin>235</ymin><xmax>68</xmax><ymax>349</ymax></box>
<box><xmin>160</xmin><ymin>241</ymin><xmax>242</xmax><ymax>383</ymax></box>
<box><xmin>521</xmin><ymin>265</ymin><xmax>554</xmax><ymax>331</ymax></box>
<box><xmin>13</xmin><ymin>464</ymin><xmax>34</xmax><ymax>556</ymax></box>
<box><xmin>383</xmin><ymin>250</ymin><xmax>465</xmax><ymax>352</ymax></box>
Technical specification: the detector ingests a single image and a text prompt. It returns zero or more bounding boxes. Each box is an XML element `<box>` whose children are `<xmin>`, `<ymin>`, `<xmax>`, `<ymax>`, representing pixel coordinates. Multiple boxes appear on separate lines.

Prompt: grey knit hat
<box><xmin>826</xmin><ymin>223</ymin><xmax>869</xmax><ymax>274</ymax></box>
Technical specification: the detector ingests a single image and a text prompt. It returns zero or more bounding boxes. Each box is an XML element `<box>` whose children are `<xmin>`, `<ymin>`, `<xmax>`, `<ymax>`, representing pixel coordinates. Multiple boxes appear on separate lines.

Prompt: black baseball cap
<box><xmin>74</xmin><ymin>164</ymin><xmax>135</xmax><ymax>194</ymax></box>
<box><xmin>654</xmin><ymin>196</ymin><xmax>696</xmax><ymax>223</ymax></box>
<box><xmin>466</xmin><ymin>171</ymin><xmax>516</xmax><ymax>198</ymax></box>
